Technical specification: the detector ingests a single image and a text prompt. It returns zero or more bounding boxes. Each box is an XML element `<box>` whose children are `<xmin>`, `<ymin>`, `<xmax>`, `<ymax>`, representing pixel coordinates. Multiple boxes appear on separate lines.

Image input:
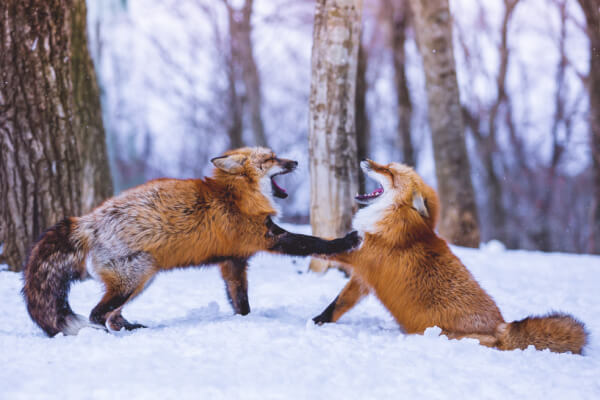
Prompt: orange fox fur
<box><xmin>23</xmin><ymin>147</ymin><xmax>359</xmax><ymax>336</ymax></box>
<box><xmin>314</xmin><ymin>160</ymin><xmax>588</xmax><ymax>354</ymax></box>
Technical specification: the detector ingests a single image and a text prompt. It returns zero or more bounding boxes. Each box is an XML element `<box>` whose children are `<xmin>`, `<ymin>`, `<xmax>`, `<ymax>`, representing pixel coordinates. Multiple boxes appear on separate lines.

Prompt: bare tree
<box><xmin>308</xmin><ymin>0</ymin><xmax>363</xmax><ymax>272</ymax></box>
<box><xmin>221</xmin><ymin>4</ymin><xmax>245</xmax><ymax>149</ymax></box>
<box><xmin>0</xmin><ymin>0</ymin><xmax>113</xmax><ymax>271</ymax></box>
<box><xmin>531</xmin><ymin>0</ymin><xmax>572</xmax><ymax>251</ymax></box>
<box><xmin>71</xmin><ymin>0</ymin><xmax>113</xmax><ymax>209</ymax></box>
<box><xmin>150</xmin><ymin>2</ymin><xmax>245</xmax><ymax>167</ymax></box>
<box><xmin>223</xmin><ymin>0</ymin><xmax>268</xmax><ymax>147</ymax></box>
<box><xmin>576</xmin><ymin>0</ymin><xmax>600</xmax><ymax>253</ymax></box>
<box><xmin>382</xmin><ymin>0</ymin><xmax>415</xmax><ymax>167</ymax></box>
<box><xmin>408</xmin><ymin>0</ymin><xmax>480</xmax><ymax>247</ymax></box>
<box><xmin>355</xmin><ymin>40</ymin><xmax>370</xmax><ymax>193</ymax></box>
<box><xmin>461</xmin><ymin>0</ymin><xmax>519</xmax><ymax>245</ymax></box>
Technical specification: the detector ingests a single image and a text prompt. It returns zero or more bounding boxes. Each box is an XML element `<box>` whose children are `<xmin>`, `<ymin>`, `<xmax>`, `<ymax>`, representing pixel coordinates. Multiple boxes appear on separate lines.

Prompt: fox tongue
<box><xmin>271</xmin><ymin>177</ymin><xmax>288</xmax><ymax>198</ymax></box>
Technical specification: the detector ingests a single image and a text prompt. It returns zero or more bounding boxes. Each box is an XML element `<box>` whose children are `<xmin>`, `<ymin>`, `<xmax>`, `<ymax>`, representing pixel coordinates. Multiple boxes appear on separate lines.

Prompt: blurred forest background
<box><xmin>89</xmin><ymin>0</ymin><xmax>597</xmax><ymax>253</ymax></box>
<box><xmin>1</xmin><ymin>0</ymin><xmax>599</xmax><ymax>272</ymax></box>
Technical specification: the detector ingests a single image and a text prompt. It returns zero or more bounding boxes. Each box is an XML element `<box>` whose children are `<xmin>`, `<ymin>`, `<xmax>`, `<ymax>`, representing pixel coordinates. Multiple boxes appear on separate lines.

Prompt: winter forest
<box><xmin>91</xmin><ymin>0</ymin><xmax>599</xmax><ymax>255</ymax></box>
<box><xmin>2</xmin><ymin>0</ymin><xmax>599</xmax><ymax>271</ymax></box>
<box><xmin>1</xmin><ymin>0</ymin><xmax>600</xmax><ymax>399</ymax></box>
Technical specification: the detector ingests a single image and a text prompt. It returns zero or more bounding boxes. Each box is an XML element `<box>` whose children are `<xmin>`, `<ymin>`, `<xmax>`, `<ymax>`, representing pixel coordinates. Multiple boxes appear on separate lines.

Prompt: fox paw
<box><xmin>342</xmin><ymin>231</ymin><xmax>362</xmax><ymax>251</ymax></box>
<box><xmin>123</xmin><ymin>322</ymin><xmax>147</xmax><ymax>331</ymax></box>
<box><xmin>312</xmin><ymin>313</ymin><xmax>332</xmax><ymax>325</ymax></box>
<box><xmin>106</xmin><ymin>314</ymin><xmax>147</xmax><ymax>332</ymax></box>
<box><xmin>313</xmin><ymin>301</ymin><xmax>336</xmax><ymax>325</ymax></box>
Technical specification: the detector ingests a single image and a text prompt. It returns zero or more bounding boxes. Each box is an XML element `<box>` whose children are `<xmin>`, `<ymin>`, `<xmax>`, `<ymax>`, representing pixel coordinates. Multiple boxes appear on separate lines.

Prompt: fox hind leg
<box><xmin>313</xmin><ymin>275</ymin><xmax>370</xmax><ymax>324</ymax></box>
<box><xmin>89</xmin><ymin>252</ymin><xmax>156</xmax><ymax>331</ymax></box>
<box><xmin>89</xmin><ymin>290</ymin><xmax>132</xmax><ymax>330</ymax></box>
<box><xmin>104</xmin><ymin>269</ymin><xmax>156</xmax><ymax>331</ymax></box>
<box><xmin>219</xmin><ymin>258</ymin><xmax>250</xmax><ymax>315</ymax></box>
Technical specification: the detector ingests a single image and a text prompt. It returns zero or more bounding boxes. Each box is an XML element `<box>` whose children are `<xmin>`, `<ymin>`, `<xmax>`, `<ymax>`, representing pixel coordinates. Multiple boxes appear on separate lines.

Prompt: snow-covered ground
<box><xmin>1</xmin><ymin>228</ymin><xmax>599</xmax><ymax>399</ymax></box>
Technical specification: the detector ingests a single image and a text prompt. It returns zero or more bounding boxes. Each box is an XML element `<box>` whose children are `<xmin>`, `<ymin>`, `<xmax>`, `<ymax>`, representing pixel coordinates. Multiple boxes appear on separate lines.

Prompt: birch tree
<box><xmin>0</xmin><ymin>0</ymin><xmax>112</xmax><ymax>271</ymax></box>
<box><xmin>308</xmin><ymin>0</ymin><xmax>363</xmax><ymax>272</ymax></box>
<box><xmin>408</xmin><ymin>0</ymin><xmax>480</xmax><ymax>247</ymax></box>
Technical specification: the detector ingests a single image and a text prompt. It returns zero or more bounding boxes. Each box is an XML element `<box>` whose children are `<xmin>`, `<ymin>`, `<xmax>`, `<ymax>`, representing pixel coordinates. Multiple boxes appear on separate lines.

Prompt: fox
<box><xmin>312</xmin><ymin>159</ymin><xmax>588</xmax><ymax>354</ymax></box>
<box><xmin>23</xmin><ymin>147</ymin><xmax>360</xmax><ymax>337</ymax></box>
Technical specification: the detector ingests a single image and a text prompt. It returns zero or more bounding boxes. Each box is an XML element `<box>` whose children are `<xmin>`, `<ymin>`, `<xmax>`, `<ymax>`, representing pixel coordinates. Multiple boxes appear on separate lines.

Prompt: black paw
<box><xmin>341</xmin><ymin>230</ymin><xmax>362</xmax><ymax>251</ymax></box>
<box><xmin>123</xmin><ymin>322</ymin><xmax>147</xmax><ymax>331</ymax></box>
<box><xmin>312</xmin><ymin>314</ymin><xmax>331</xmax><ymax>325</ymax></box>
<box><xmin>313</xmin><ymin>300</ymin><xmax>336</xmax><ymax>325</ymax></box>
<box><xmin>233</xmin><ymin>302</ymin><xmax>250</xmax><ymax>316</ymax></box>
<box><xmin>107</xmin><ymin>314</ymin><xmax>147</xmax><ymax>331</ymax></box>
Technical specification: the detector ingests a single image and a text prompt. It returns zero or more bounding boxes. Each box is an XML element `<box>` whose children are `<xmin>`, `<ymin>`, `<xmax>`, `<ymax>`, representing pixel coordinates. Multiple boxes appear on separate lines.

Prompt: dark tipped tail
<box><xmin>22</xmin><ymin>218</ymin><xmax>88</xmax><ymax>337</ymax></box>
<box><xmin>496</xmin><ymin>312</ymin><xmax>588</xmax><ymax>354</ymax></box>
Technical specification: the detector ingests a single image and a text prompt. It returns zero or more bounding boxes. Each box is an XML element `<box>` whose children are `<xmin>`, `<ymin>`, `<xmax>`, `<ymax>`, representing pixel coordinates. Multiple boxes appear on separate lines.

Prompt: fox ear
<box><xmin>211</xmin><ymin>154</ymin><xmax>246</xmax><ymax>174</ymax></box>
<box><xmin>412</xmin><ymin>191</ymin><xmax>429</xmax><ymax>218</ymax></box>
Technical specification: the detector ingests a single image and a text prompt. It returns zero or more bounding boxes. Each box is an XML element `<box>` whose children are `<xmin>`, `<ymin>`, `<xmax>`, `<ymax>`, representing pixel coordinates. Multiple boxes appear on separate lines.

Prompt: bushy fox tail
<box><xmin>22</xmin><ymin>218</ymin><xmax>90</xmax><ymax>337</ymax></box>
<box><xmin>496</xmin><ymin>312</ymin><xmax>588</xmax><ymax>354</ymax></box>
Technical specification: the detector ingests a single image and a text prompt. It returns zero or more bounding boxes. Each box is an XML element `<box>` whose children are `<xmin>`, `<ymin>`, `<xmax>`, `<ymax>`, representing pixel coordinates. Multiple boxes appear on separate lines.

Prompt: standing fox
<box><xmin>313</xmin><ymin>159</ymin><xmax>588</xmax><ymax>354</ymax></box>
<box><xmin>23</xmin><ymin>147</ymin><xmax>360</xmax><ymax>337</ymax></box>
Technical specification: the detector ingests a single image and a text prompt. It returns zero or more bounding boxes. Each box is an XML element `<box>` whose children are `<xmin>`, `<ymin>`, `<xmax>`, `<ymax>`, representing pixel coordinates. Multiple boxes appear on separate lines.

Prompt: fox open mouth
<box><xmin>271</xmin><ymin>171</ymin><xmax>291</xmax><ymax>199</ymax></box>
<box><xmin>356</xmin><ymin>186</ymin><xmax>384</xmax><ymax>204</ymax></box>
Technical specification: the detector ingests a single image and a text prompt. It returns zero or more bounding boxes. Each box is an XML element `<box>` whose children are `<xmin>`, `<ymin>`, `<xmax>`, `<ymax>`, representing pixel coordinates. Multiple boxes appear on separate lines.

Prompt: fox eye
<box><xmin>261</xmin><ymin>157</ymin><xmax>276</xmax><ymax>169</ymax></box>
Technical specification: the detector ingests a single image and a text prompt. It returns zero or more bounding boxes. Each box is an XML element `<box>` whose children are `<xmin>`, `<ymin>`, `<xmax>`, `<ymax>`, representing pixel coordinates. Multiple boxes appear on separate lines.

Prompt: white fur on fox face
<box><xmin>259</xmin><ymin>170</ymin><xmax>281</xmax><ymax>216</ymax></box>
<box><xmin>268</xmin><ymin>165</ymin><xmax>284</xmax><ymax>177</ymax></box>
<box><xmin>360</xmin><ymin>160</ymin><xmax>393</xmax><ymax>193</ymax></box>
<box><xmin>352</xmin><ymin>166</ymin><xmax>394</xmax><ymax>234</ymax></box>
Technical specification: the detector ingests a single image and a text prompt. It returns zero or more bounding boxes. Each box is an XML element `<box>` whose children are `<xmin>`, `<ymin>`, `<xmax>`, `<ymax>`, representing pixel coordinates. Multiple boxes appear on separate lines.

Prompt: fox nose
<box><xmin>284</xmin><ymin>160</ymin><xmax>298</xmax><ymax>170</ymax></box>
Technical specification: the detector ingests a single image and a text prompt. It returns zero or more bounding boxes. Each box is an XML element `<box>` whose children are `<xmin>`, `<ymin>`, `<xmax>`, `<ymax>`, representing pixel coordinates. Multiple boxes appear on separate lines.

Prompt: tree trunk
<box><xmin>355</xmin><ymin>40</ymin><xmax>370</xmax><ymax>194</ymax></box>
<box><xmin>308</xmin><ymin>0</ymin><xmax>362</xmax><ymax>272</ymax></box>
<box><xmin>70</xmin><ymin>0</ymin><xmax>113</xmax><ymax>211</ymax></box>
<box><xmin>238</xmin><ymin>0</ymin><xmax>268</xmax><ymax>148</ymax></box>
<box><xmin>0</xmin><ymin>0</ymin><xmax>113</xmax><ymax>271</ymax></box>
<box><xmin>577</xmin><ymin>0</ymin><xmax>600</xmax><ymax>253</ymax></box>
<box><xmin>482</xmin><ymin>151</ymin><xmax>506</xmax><ymax>242</ymax></box>
<box><xmin>226</xmin><ymin>41</ymin><xmax>244</xmax><ymax>149</ymax></box>
<box><xmin>224</xmin><ymin>0</ymin><xmax>268</xmax><ymax>148</ymax></box>
<box><xmin>385</xmin><ymin>0</ymin><xmax>415</xmax><ymax>167</ymax></box>
<box><xmin>87</xmin><ymin>0</ymin><xmax>128</xmax><ymax>193</ymax></box>
<box><xmin>408</xmin><ymin>0</ymin><xmax>480</xmax><ymax>247</ymax></box>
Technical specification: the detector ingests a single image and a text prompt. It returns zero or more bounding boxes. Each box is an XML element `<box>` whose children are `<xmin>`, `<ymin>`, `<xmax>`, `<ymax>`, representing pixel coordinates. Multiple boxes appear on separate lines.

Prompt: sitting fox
<box><xmin>23</xmin><ymin>147</ymin><xmax>360</xmax><ymax>337</ymax></box>
<box><xmin>313</xmin><ymin>159</ymin><xmax>587</xmax><ymax>354</ymax></box>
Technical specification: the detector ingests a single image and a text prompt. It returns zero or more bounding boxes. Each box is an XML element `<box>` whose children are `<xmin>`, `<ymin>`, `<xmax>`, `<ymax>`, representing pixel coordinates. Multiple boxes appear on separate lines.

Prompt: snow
<box><xmin>1</xmin><ymin>228</ymin><xmax>599</xmax><ymax>399</ymax></box>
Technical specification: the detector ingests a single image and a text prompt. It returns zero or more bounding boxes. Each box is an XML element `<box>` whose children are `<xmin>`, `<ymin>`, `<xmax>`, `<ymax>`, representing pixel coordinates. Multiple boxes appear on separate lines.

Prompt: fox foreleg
<box><xmin>313</xmin><ymin>275</ymin><xmax>370</xmax><ymax>324</ymax></box>
<box><xmin>219</xmin><ymin>258</ymin><xmax>250</xmax><ymax>315</ymax></box>
<box><xmin>265</xmin><ymin>217</ymin><xmax>361</xmax><ymax>257</ymax></box>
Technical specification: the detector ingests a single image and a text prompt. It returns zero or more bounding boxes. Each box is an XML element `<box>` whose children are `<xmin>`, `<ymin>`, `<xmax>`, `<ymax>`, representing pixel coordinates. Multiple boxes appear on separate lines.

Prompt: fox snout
<box><xmin>278</xmin><ymin>159</ymin><xmax>298</xmax><ymax>172</ymax></box>
<box><xmin>360</xmin><ymin>159</ymin><xmax>372</xmax><ymax>172</ymax></box>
